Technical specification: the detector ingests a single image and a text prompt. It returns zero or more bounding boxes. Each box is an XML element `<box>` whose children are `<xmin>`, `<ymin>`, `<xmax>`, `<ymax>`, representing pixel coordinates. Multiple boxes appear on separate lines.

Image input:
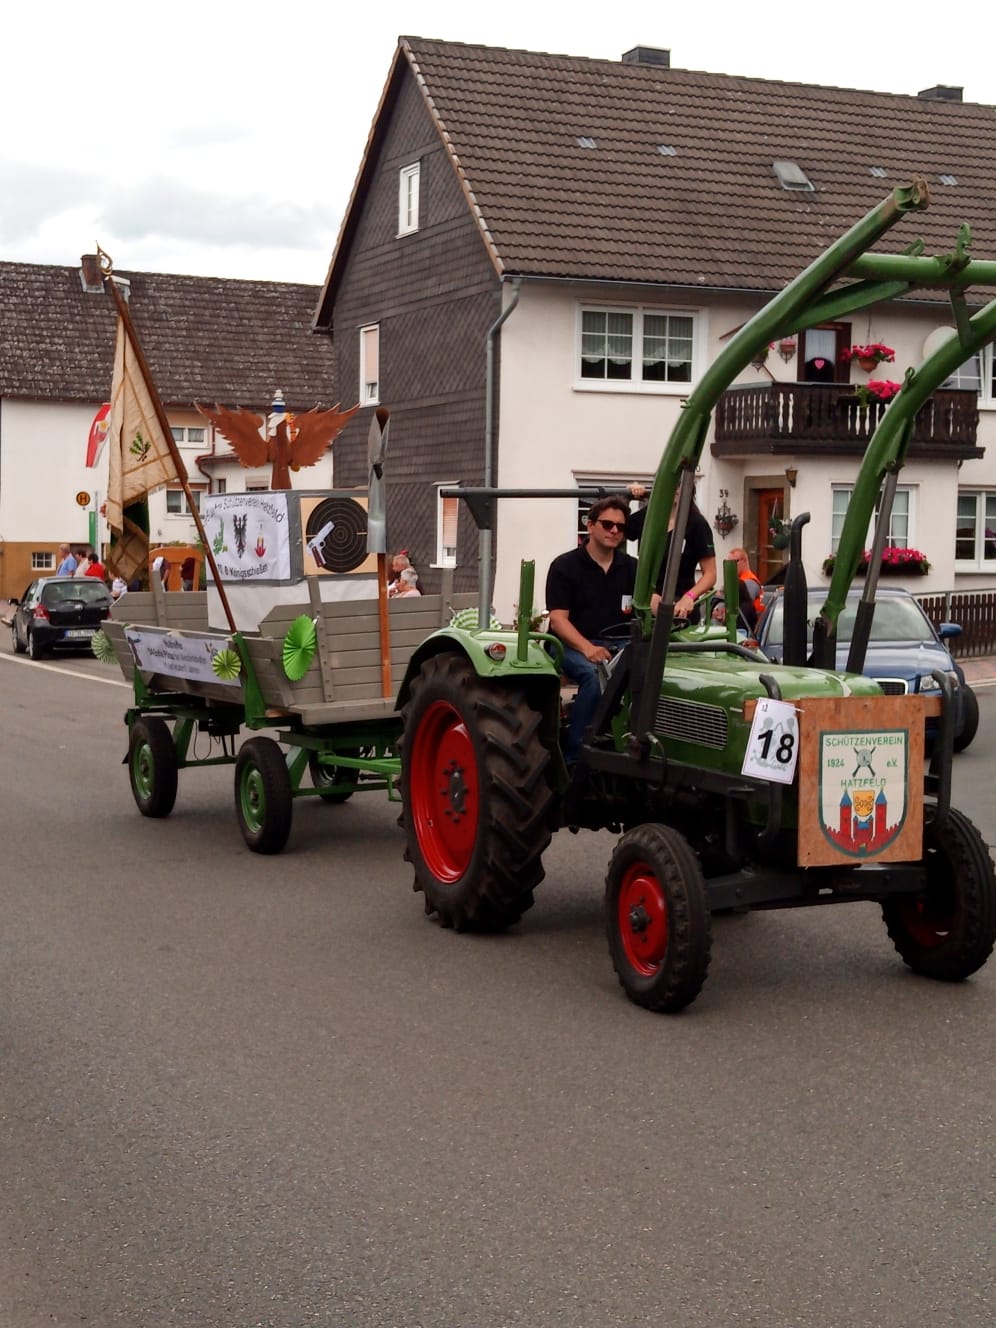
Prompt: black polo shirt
<box><xmin>545</xmin><ymin>542</ymin><xmax>637</xmax><ymax>641</ymax></box>
<box><xmin>626</xmin><ymin>505</ymin><xmax>715</xmax><ymax>597</ymax></box>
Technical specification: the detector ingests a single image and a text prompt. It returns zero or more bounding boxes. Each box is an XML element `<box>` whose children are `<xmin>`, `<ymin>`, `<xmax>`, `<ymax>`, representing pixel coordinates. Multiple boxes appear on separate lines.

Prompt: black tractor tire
<box><xmin>11</xmin><ymin>623</ymin><xmax>25</xmax><ymax>654</ymax></box>
<box><xmin>27</xmin><ymin>629</ymin><xmax>46</xmax><ymax>661</ymax></box>
<box><xmin>128</xmin><ymin>717</ymin><xmax>179</xmax><ymax>819</ymax></box>
<box><xmin>953</xmin><ymin>683</ymin><xmax>980</xmax><ymax>753</ymax></box>
<box><xmin>235</xmin><ymin>737</ymin><xmax>293</xmax><ymax>855</ymax></box>
<box><xmin>605</xmin><ymin>823</ymin><xmax>712</xmax><ymax>1013</ymax></box>
<box><xmin>400</xmin><ymin>652</ymin><xmax>553</xmax><ymax>932</ymax></box>
<box><xmin>308</xmin><ymin>749</ymin><xmax>361</xmax><ymax>803</ymax></box>
<box><xmin>882</xmin><ymin>806</ymin><xmax>996</xmax><ymax>981</ymax></box>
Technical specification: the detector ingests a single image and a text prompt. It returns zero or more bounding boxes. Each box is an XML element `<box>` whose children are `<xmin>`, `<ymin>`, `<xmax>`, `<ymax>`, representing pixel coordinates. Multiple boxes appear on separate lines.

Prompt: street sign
<box><xmin>76</xmin><ymin>490</ymin><xmax>91</xmax><ymax>507</ymax></box>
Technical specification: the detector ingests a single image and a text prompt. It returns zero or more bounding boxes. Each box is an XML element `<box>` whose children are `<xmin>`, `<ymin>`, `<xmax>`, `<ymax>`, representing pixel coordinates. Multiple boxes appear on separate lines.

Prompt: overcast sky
<box><xmin>3</xmin><ymin>0</ymin><xmax>990</xmax><ymax>289</ymax></box>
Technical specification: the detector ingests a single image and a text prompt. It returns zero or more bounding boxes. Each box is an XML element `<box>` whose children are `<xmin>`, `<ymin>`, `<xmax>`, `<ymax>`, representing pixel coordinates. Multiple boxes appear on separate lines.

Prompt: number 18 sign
<box><xmin>741</xmin><ymin>697</ymin><xmax>799</xmax><ymax>784</ymax></box>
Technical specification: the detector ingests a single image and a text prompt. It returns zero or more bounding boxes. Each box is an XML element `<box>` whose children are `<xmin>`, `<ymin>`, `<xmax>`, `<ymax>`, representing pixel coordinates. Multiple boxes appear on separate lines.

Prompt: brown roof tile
<box><xmin>398</xmin><ymin>37</ymin><xmax>996</xmax><ymax>297</ymax></box>
<box><xmin>0</xmin><ymin>262</ymin><xmax>334</xmax><ymax>408</ymax></box>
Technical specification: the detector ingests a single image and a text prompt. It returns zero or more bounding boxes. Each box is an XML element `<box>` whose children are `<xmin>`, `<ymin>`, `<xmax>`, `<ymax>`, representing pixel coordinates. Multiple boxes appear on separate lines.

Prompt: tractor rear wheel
<box><xmin>400</xmin><ymin>652</ymin><xmax>553</xmax><ymax>931</ymax></box>
<box><xmin>882</xmin><ymin>806</ymin><xmax>996</xmax><ymax>981</ymax></box>
<box><xmin>235</xmin><ymin>737</ymin><xmax>293</xmax><ymax>854</ymax></box>
<box><xmin>605</xmin><ymin>823</ymin><xmax>712</xmax><ymax>1012</ymax></box>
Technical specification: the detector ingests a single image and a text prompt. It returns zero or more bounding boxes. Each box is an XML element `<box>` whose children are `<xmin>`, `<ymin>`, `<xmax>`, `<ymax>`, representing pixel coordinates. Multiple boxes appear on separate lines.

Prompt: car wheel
<box><xmin>27</xmin><ymin>629</ymin><xmax>46</xmax><ymax>660</ymax></box>
<box><xmin>953</xmin><ymin>684</ymin><xmax>979</xmax><ymax>753</ymax></box>
<box><xmin>11</xmin><ymin>622</ymin><xmax>26</xmax><ymax>655</ymax></box>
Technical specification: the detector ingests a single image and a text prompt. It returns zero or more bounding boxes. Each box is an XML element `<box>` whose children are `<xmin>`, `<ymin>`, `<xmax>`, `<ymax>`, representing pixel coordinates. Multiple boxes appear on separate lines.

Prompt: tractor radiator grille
<box><xmin>875</xmin><ymin>678</ymin><xmax>908</xmax><ymax>695</ymax></box>
<box><xmin>654</xmin><ymin>696</ymin><xmax>729</xmax><ymax>748</ymax></box>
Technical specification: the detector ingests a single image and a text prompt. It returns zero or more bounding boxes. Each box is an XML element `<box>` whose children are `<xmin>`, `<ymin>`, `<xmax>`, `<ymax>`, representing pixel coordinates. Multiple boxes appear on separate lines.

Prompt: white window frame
<box><xmin>955</xmin><ymin>489</ymin><xmax>996</xmax><ymax>570</ymax></box>
<box><xmin>434</xmin><ymin>483</ymin><xmax>459</xmax><ymax>568</ymax></box>
<box><xmin>575</xmin><ymin>303</ymin><xmax>703</xmax><ymax>396</ymax></box>
<box><xmin>943</xmin><ymin>344</ymin><xmax>996</xmax><ymax>408</ymax></box>
<box><xmin>170</xmin><ymin>425</ymin><xmax>207</xmax><ymax>446</ymax></box>
<box><xmin>165</xmin><ymin>483</ymin><xmax>206</xmax><ymax>517</ymax></box>
<box><xmin>360</xmin><ymin>324</ymin><xmax>380</xmax><ymax>405</ymax></box>
<box><xmin>32</xmin><ymin>551</ymin><xmax>55</xmax><ymax>571</ymax></box>
<box><xmin>398</xmin><ymin>163</ymin><xmax>420</xmax><ymax>236</ymax></box>
<box><xmin>831</xmin><ymin>484</ymin><xmax>915</xmax><ymax>554</ymax></box>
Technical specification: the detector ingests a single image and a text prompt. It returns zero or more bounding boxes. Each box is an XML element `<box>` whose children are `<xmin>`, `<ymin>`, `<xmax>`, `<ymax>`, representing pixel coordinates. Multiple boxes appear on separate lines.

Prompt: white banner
<box><xmin>202</xmin><ymin>492</ymin><xmax>291</xmax><ymax>582</ymax></box>
<box><xmin>125</xmin><ymin>628</ymin><xmax>240</xmax><ymax>686</ymax></box>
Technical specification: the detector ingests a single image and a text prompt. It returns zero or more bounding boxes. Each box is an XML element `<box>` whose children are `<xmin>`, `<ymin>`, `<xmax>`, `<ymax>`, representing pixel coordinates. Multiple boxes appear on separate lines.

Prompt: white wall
<box><xmin>490</xmin><ymin>282</ymin><xmax>996</xmax><ymax>620</ymax></box>
<box><xmin>0</xmin><ymin>399</ymin><xmax>103</xmax><ymax>544</ymax></box>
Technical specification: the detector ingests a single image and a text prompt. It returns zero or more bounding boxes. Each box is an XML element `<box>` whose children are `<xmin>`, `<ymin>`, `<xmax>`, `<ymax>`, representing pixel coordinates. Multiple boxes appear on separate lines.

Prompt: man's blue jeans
<box><xmin>561</xmin><ymin>641</ymin><xmax>619</xmax><ymax>763</ymax></box>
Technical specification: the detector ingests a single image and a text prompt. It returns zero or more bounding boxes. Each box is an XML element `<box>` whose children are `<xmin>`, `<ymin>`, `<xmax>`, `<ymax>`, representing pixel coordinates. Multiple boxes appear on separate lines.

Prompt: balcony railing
<box><xmin>713</xmin><ymin>383</ymin><xmax>981</xmax><ymax>459</ymax></box>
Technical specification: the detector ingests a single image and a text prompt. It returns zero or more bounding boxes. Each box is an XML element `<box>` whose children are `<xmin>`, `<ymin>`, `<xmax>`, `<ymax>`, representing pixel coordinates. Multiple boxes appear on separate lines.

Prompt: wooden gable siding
<box><xmin>328</xmin><ymin>63</ymin><xmax>501</xmax><ymax>593</ymax></box>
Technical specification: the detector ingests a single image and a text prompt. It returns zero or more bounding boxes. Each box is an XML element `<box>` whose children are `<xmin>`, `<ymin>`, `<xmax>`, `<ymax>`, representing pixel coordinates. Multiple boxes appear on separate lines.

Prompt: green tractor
<box><xmin>397</xmin><ymin>180</ymin><xmax>996</xmax><ymax>1012</ymax></box>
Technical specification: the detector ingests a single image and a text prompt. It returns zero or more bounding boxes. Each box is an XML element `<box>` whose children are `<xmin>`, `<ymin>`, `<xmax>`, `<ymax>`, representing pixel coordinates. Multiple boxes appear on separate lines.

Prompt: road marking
<box><xmin>0</xmin><ymin>652</ymin><xmax>129</xmax><ymax>687</ymax></box>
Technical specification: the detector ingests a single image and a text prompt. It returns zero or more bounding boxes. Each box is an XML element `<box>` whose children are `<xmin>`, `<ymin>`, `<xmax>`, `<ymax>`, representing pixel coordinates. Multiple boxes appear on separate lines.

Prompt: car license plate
<box><xmin>65</xmin><ymin>628</ymin><xmax>95</xmax><ymax>639</ymax></box>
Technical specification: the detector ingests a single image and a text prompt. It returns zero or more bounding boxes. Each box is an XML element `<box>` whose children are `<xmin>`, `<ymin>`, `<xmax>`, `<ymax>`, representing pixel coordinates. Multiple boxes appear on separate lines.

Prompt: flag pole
<box><xmin>99</xmin><ymin>253</ymin><xmax>238</xmax><ymax>636</ymax></box>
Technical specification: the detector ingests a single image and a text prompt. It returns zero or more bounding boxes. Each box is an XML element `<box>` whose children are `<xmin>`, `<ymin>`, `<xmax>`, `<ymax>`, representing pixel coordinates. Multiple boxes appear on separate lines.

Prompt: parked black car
<box><xmin>9</xmin><ymin>576</ymin><xmax>112</xmax><ymax>659</ymax></box>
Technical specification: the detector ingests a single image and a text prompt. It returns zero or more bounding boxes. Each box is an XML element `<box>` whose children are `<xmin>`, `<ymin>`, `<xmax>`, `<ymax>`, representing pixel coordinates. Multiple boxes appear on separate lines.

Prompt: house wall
<box><xmin>325</xmin><ymin>65</ymin><xmax>500</xmax><ymax>592</ymax></box>
<box><xmin>491</xmin><ymin>283</ymin><xmax>996</xmax><ymax>620</ymax></box>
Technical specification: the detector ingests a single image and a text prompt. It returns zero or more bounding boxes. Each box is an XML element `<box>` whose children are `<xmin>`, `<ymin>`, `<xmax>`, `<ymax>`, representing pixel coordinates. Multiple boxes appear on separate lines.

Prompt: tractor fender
<box><xmin>396</xmin><ymin>628</ymin><xmax>562</xmax><ymax>712</ymax></box>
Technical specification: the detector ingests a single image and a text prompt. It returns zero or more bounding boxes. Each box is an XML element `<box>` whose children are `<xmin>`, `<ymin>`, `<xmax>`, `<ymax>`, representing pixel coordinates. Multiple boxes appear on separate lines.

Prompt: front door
<box><xmin>757</xmin><ymin>488</ymin><xmax>787</xmax><ymax>583</ymax></box>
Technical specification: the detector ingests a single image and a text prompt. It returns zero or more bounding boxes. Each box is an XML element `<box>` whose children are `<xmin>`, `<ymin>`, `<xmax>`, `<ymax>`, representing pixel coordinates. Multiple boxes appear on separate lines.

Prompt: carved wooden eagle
<box><xmin>196</xmin><ymin>396</ymin><xmax>359</xmax><ymax>490</ymax></box>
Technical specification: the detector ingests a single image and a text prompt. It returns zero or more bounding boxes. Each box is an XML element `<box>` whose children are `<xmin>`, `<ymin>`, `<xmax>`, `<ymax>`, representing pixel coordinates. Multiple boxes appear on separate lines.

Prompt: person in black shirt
<box><xmin>545</xmin><ymin>496</ymin><xmax>637</xmax><ymax>763</ymax></box>
<box><xmin>626</xmin><ymin>484</ymin><xmax>716</xmax><ymax>623</ymax></box>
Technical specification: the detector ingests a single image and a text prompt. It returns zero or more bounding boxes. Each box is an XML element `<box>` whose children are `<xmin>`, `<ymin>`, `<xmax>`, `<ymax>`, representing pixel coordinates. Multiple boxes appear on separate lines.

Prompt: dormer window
<box><xmin>773</xmin><ymin>160</ymin><xmax>815</xmax><ymax>192</ymax></box>
<box><xmin>398</xmin><ymin>163</ymin><xmax>420</xmax><ymax>235</ymax></box>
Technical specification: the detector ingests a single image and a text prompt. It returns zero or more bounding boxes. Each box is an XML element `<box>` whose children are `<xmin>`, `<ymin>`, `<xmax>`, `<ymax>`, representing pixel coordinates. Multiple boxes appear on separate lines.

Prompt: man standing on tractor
<box><xmin>545</xmin><ymin>495</ymin><xmax>637</xmax><ymax>764</ymax></box>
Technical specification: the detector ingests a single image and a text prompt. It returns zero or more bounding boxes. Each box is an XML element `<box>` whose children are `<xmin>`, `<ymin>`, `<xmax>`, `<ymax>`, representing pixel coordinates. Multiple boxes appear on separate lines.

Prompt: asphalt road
<box><xmin>1</xmin><ymin>642</ymin><xmax>993</xmax><ymax>1327</ymax></box>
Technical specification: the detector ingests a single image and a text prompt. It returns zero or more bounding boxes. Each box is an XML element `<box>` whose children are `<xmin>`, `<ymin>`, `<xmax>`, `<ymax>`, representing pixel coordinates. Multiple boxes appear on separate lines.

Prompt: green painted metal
<box><xmin>516</xmin><ymin>559</ymin><xmax>536</xmax><ymax>663</ymax></box>
<box><xmin>632</xmin><ymin>179</ymin><xmax>931</xmax><ymax>617</ymax></box>
<box><xmin>822</xmin><ymin>295</ymin><xmax>996</xmax><ymax>634</ymax></box>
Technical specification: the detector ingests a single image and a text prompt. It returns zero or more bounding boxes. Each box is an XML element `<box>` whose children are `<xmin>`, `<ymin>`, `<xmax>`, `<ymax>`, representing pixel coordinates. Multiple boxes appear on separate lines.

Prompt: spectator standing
<box><xmin>56</xmin><ymin>544</ymin><xmax>77</xmax><ymax>576</ymax></box>
<box><xmin>85</xmin><ymin>551</ymin><xmax>107</xmax><ymax>581</ymax></box>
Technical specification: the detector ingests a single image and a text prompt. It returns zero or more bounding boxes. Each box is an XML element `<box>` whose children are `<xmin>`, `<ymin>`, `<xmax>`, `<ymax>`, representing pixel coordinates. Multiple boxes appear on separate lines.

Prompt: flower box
<box><xmin>841</xmin><ymin>342</ymin><xmax>896</xmax><ymax>370</ymax></box>
<box><xmin>822</xmin><ymin>547</ymin><xmax>930</xmax><ymax>577</ymax></box>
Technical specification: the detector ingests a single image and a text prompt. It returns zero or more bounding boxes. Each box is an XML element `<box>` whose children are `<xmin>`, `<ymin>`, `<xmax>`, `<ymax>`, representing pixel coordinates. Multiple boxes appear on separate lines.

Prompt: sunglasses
<box><xmin>594</xmin><ymin>519</ymin><xmax>627</xmax><ymax>533</ymax></box>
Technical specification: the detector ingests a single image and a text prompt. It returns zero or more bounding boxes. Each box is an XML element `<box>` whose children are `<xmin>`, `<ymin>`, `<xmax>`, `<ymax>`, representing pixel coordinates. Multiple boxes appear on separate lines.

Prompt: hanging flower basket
<box><xmin>768</xmin><ymin>514</ymin><xmax>791</xmax><ymax>549</ymax></box>
<box><xmin>822</xmin><ymin>548</ymin><xmax>930</xmax><ymax>577</ymax></box>
<box><xmin>841</xmin><ymin>342</ymin><xmax>896</xmax><ymax>371</ymax></box>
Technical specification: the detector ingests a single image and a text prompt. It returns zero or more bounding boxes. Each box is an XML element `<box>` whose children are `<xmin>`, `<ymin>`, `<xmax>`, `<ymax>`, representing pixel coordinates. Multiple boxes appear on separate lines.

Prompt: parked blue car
<box><xmin>756</xmin><ymin>586</ymin><xmax>979</xmax><ymax>752</ymax></box>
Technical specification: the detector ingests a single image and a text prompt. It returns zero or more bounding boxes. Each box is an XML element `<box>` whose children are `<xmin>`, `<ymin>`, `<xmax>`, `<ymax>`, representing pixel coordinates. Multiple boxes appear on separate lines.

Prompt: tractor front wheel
<box><xmin>128</xmin><ymin>717</ymin><xmax>179</xmax><ymax>818</ymax></box>
<box><xmin>605</xmin><ymin>823</ymin><xmax>712</xmax><ymax>1012</ymax></box>
<box><xmin>235</xmin><ymin>737</ymin><xmax>293</xmax><ymax>854</ymax></box>
<box><xmin>882</xmin><ymin>806</ymin><xmax>996</xmax><ymax>981</ymax></box>
<box><xmin>400</xmin><ymin>652</ymin><xmax>553</xmax><ymax>931</ymax></box>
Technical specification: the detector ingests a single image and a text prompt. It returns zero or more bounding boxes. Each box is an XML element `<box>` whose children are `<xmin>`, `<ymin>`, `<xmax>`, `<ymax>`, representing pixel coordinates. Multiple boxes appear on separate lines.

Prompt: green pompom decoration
<box><xmin>449</xmin><ymin>607</ymin><xmax>502</xmax><ymax>632</ymax></box>
<box><xmin>91</xmin><ymin>629</ymin><xmax>116</xmax><ymax>664</ymax></box>
<box><xmin>211</xmin><ymin>646</ymin><xmax>242</xmax><ymax>680</ymax></box>
<box><xmin>282</xmin><ymin>615</ymin><xmax>318</xmax><ymax>681</ymax></box>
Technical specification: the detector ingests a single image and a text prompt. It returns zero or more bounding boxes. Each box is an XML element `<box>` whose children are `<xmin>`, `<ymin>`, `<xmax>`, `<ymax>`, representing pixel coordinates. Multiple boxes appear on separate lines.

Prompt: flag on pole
<box><xmin>104</xmin><ymin>314</ymin><xmax>180</xmax><ymax>578</ymax></box>
<box><xmin>85</xmin><ymin>402</ymin><xmax>111</xmax><ymax>467</ymax></box>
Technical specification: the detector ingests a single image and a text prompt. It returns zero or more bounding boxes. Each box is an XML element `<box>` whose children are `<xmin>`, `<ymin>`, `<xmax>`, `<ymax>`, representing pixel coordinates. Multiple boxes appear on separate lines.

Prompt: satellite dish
<box><xmin>923</xmin><ymin>326</ymin><xmax>956</xmax><ymax>359</ymax></box>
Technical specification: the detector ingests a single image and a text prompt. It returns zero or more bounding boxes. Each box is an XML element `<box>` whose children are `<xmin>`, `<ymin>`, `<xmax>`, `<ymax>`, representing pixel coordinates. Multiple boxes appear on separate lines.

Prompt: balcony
<box><xmin>712</xmin><ymin>383</ymin><xmax>982</xmax><ymax>461</ymax></box>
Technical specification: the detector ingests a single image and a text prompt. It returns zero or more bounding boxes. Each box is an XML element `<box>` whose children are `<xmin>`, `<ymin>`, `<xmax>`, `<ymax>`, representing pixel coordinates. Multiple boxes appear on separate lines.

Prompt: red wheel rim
<box><xmin>617</xmin><ymin>860</ymin><xmax>669</xmax><ymax>975</ymax></box>
<box><xmin>896</xmin><ymin>895</ymin><xmax>953</xmax><ymax>949</ymax></box>
<box><xmin>410</xmin><ymin>698</ymin><xmax>478</xmax><ymax>883</ymax></box>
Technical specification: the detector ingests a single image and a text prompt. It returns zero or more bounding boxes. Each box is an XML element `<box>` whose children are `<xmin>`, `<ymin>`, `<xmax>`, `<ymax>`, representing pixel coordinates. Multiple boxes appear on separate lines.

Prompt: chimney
<box><xmin>622</xmin><ymin>46</ymin><xmax>670</xmax><ymax>68</ymax></box>
<box><xmin>79</xmin><ymin>253</ymin><xmax>103</xmax><ymax>293</ymax></box>
<box><xmin>917</xmin><ymin>85</ymin><xmax>963</xmax><ymax>102</ymax></box>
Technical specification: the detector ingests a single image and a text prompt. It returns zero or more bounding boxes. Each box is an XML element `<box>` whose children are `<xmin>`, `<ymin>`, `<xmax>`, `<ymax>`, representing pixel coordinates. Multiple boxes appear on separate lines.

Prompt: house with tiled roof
<box><xmin>0</xmin><ymin>260</ymin><xmax>333</xmax><ymax>596</ymax></box>
<box><xmin>316</xmin><ymin>36</ymin><xmax>996</xmax><ymax>615</ymax></box>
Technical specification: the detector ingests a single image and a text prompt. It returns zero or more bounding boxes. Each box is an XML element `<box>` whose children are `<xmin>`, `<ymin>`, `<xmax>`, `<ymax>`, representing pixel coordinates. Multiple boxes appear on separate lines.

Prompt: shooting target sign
<box><xmin>300</xmin><ymin>495</ymin><xmax>376</xmax><ymax>576</ymax></box>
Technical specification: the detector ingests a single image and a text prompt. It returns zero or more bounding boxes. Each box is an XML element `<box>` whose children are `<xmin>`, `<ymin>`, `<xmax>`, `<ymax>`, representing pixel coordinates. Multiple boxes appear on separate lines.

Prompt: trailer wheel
<box><xmin>953</xmin><ymin>684</ymin><xmax>979</xmax><ymax>753</ymax></box>
<box><xmin>882</xmin><ymin>806</ymin><xmax>996</xmax><ymax>981</ymax></box>
<box><xmin>308</xmin><ymin>749</ymin><xmax>361</xmax><ymax>803</ymax></box>
<box><xmin>128</xmin><ymin>717</ymin><xmax>178</xmax><ymax>819</ymax></box>
<box><xmin>401</xmin><ymin>652</ymin><xmax>552</xmax><ymax>931</ymax></box>
<box><xmin>235</xmin><ymin>737</ymin><xmax>293</xmax><ymax>854</ymax></box>
<box><xmin>605</xmin><ymin>823</ymin><xmax>712</xmax><ymax>1013</ymax></box>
